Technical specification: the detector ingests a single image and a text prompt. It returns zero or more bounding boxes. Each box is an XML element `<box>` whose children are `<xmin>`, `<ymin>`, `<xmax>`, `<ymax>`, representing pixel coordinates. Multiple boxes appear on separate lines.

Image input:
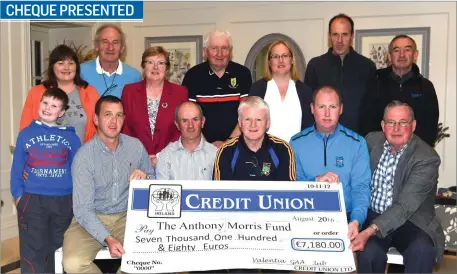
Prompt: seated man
<box><xmin>62</xmin><ymin>96</ymin><xmax>155</xmax><ymax>273</ymax></box>
<box><xmin>213</xmin><ymin>96</ymin><xmax>295</xmax><ymax>181</ymax></box>
<box><xmin>351</xmin><ymin>100</ymin><xmax>445</xmax><ymax>273</ymax></box>
<box><xmin>290</xmin><ymin>85</ymin><xmax>371</xmax><ymax>244</ymax></box>
<box><xmin>212</xmin><ymin>95</ymin><xmax>293</xmax><ymax>273</ymax></box>
<box><xmin>156</xmin><ymin>101</ymin><xmax>217</xmax><ymax>180</ymax></box>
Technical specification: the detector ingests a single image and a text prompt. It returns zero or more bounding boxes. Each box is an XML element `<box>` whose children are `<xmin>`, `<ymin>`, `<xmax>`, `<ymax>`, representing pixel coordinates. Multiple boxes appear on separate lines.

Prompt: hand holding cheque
<box><xmin>121</xmin><ymin>180</ymin><xmax>356</xmax><ymax>273</ymax></box>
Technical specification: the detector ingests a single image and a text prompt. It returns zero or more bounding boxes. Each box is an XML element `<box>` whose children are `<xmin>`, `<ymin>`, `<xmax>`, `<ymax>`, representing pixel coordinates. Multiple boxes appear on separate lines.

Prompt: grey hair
<box><xmin>174</xmin><ymin>101</ymin><xmax>204</xmax><ymax>123</ymax></box>
<box><xmin>383</xmin><ymin>100</ymin><xmax>415</xmax><ymax>121</ymax></box>
<box><xmin>238</xmin><ymin>96</ymin><xmax>270</xmax><ymax>120</ymax></box>
<box><xmin>203</xmin><ymin>29</ymin><xmax>233</xmax><ymax>49</ymax></box>
<box><xmin>388</xmin><ymin>34</ymin><xmax>417</xmax><ymax>52</ymax></box>
<box><xmin>94</xmin><ymin>23</ymin><xmax>126</xmax><ymax>55</ymax></box>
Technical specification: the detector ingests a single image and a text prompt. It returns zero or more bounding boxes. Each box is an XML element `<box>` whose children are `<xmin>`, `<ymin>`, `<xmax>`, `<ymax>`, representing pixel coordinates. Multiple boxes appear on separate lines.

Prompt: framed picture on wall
<box><xmin>354</xmin><ymin>27</ymin><xmax>430</xmax><ymax>78</ymax></box>
<box><xmin>145</xmin><ymin>35</ymin><xmax>203</xmax><ymax>85</ymax></box>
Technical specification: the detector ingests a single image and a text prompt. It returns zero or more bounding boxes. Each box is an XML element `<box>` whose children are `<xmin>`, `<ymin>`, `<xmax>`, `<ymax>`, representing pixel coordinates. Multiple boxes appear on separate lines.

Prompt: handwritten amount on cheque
<box><xmin>134</xmin><ymin>220</ymin><xmax>342</xmax><ymax>252</ymax></box>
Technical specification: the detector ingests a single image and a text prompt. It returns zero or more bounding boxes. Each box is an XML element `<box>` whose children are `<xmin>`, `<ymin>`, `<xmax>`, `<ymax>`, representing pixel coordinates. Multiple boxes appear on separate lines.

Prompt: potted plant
<box><xmin>434</xmin><ymin>122</ymin><xmax>450</xmax><ymax>148</ymax></box>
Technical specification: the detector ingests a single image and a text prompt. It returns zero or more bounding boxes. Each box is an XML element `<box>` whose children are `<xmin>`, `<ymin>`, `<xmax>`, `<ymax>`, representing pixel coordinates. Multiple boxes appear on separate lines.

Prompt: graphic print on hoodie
<box><xmin>10</xmin><ymin>120</ymin><xmax>82</xmax><ymax>199</ymax></box>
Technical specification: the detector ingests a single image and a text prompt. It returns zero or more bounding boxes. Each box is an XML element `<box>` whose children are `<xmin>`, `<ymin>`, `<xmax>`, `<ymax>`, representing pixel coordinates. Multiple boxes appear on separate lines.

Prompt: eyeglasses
<box><xmin>384</xmin><ymin>120</ymin><xmax>413</xmax><ymax>127</ymax></box>
<box><xmin>246</xmin><ymin>155</ymin><xmax>260</xmax><ymax>177</ymax></box>
<box><xmin>208</xmin><ymin>46</ymin><xmax>231</xmax><ymax>54</ymax></box>
<box><xmin>144</xmin><ymin>60</ymin><xmax>168</xmax><ymax>68</ymax></box>
<box><xmin>269</xmin><ymin>54</ymin><xmax>292</xmax><ymax>60</ymax></box>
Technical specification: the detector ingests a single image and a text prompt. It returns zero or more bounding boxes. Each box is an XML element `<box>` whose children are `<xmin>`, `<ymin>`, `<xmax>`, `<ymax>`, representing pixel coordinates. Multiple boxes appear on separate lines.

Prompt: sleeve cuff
<box><xmin>96</xmin><ymin>230</ymin><xmax>111</xmax><ymax>246</ymax></box>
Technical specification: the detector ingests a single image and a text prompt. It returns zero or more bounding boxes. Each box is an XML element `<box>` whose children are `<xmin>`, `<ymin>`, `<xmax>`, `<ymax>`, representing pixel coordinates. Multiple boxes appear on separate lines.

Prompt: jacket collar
<box><xmin>238</xmin><ymin>133</ymin><xmax>272</xmax><ymax>153</ymax></box>
<box><xmin>312</xmin><ymin>123</ymin><xmax>343</xmax><ymax>140</ymax></box>
<box><xmin>326</xmin><ymin>46</ymin><xmax>356</xmax><ymax>61</ymax></box>
<box><xmin>377</xmin><ymin>63</ymin><xmax>422</xmax><ymax>82</ymax></box>
<box><xmin>136</xmin><ymin>79</ymin><xmax>172</xmax><ymax>92</ymax></box>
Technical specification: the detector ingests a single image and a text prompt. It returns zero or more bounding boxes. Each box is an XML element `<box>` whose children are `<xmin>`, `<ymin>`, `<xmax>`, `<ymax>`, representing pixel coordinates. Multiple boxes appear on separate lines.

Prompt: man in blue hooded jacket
<box><xmin>290</xmin><ymin>86</ymin><xmax>371</xmax><ymax>240</ymax></box>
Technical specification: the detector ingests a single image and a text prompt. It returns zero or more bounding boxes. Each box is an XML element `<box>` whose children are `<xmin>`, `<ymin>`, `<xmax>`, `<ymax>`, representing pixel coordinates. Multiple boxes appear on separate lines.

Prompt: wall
<box><xmin>122</xmin><ymin>1</ymin><xmax>456</xmax><ymax>189</ymax></box>
<box><xmin>0</xmin><ymin>22</ymin><xmax>31</xmax><ymax>240</ymax></box>
<box><xmin>48</xmin><ymin>26</ymin><xmax>93</xmax><ymax>52</ymax></box>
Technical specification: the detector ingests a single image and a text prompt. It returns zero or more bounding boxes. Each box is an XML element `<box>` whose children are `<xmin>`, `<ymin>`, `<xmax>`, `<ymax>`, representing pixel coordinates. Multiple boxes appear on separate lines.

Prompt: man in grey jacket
<box><xmin>350</xmin><ymin>100</ymin><xmax>444</xmax><ymax>273</ymax></box>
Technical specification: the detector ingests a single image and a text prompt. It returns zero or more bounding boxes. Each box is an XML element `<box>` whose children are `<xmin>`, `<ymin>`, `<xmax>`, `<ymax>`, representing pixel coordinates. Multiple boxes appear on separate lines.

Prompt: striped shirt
<box><xmin>370</xmin><ymin>141</ymin><xmax>408</xmax><ymax>214</ymax></box>
<box><xmin>72</xmin><ymin>133</ymin><xmax>155</xmax><ymax>244</ymax></box>
<box><xmin>182</xmin><ymin>61</ymin><xmax>252</xmax><ymax>143</ymax></box>
<box><xmin>156</xmin><ymin>136</ymin><xmax>218</xmax><ymax>180</ymax></box>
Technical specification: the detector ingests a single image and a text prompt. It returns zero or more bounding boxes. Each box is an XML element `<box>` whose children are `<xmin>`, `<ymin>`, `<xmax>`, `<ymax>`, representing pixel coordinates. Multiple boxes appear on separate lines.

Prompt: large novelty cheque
<box><xmin>121</xmin><ymin>180</ymin><xmax>356</xmax><ymax>273</ymax></box>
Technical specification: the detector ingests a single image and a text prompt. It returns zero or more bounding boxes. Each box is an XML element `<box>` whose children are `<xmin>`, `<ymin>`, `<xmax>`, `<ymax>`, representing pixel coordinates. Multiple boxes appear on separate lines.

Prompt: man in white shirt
<box><xmin>156</xmin><ymin>102</ymin><xmax>217</xmax><ymax>180</ymax></box>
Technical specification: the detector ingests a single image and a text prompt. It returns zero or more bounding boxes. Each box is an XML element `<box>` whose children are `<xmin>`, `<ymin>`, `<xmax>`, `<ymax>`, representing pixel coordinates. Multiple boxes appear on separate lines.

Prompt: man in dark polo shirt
<box><xmin>182</xmin><ymin>29</ymin><xmax>252</xmax><ymax>148</ymax></box>
<box><xmin>213</xmin><ymin>96</ymin><xmax>295</xmax><ymax>182</ymax></box>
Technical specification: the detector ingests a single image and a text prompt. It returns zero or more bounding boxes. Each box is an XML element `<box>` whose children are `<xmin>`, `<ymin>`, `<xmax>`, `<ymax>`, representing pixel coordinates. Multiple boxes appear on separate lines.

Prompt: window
<box><xmin>244</xmin><ymin>33</ymin><xmax>306</xmax><ymax>82</ymax></box>
<box><xmin>31</xmin><ymin>40</ymin><xmax>43</xmax><ymax>86</ymax></box>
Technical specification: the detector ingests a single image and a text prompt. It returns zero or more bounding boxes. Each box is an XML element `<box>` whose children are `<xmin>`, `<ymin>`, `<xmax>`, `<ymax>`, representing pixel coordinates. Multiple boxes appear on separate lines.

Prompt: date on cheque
<box><xmin>291</xmin><ymin>238</ymin><xmax>344</xmax><ymax>252</ymax></box>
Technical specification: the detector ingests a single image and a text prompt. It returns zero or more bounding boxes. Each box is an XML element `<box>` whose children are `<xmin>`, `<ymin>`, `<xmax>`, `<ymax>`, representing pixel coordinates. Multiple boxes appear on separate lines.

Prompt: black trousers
<box><xmin>358</xmin><ymin>209</ymin><xmax>436</xmax><ymax>273</ymax></box>
<box><xmin>16</xmin><ymin>193</ymin><xmax>73</xmax><ymax>273</ymax></box>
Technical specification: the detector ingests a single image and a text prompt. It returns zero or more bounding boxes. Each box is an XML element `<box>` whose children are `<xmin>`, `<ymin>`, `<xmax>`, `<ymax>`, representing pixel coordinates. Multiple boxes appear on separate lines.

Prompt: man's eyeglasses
<box><xmin>144</xmin><ymin>60</ymin><xmax>168</xmax><ymax>68</ymax></box>
<box><xmin>384</xmin><ymin>120</ymin><xmax>413</xmax><ymax>127</ymax></box>
<box><xmin>269</xmin><ymin>54</ymin><xmax>292</xmax><ymax>60</ymax></box>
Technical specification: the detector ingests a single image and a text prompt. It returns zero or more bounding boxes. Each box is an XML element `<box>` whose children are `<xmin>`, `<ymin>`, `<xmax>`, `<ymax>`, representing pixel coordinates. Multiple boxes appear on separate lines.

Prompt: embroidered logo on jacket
<box><xmin>229</xmin><ymin>77</ymin><xmax>238</xmax><ymax>88</ymax></box>
<box><xmin>261</xmin><ymin>162</ymin><xmax>271</xmax><ymax>176</ymax></box>
<box><xmin>336</xmin><ymin>157</ymin><xmax>344</xmax><ymax>168</ymax></box>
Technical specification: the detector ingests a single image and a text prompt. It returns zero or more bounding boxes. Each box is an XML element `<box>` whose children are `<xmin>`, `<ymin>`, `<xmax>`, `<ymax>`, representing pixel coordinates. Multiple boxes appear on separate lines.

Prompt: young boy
<box><xmin>10</xmin><ymin>87</ymin><xmax>81</xmax><ymax>273</ymax></box>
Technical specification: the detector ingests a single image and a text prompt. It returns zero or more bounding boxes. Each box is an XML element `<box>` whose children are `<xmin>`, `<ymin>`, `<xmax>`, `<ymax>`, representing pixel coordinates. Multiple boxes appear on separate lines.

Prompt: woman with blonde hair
<box><xmin>250</xmin><ymin>40</ymin><xmax>313</xmax><ymax>142</ymax></box>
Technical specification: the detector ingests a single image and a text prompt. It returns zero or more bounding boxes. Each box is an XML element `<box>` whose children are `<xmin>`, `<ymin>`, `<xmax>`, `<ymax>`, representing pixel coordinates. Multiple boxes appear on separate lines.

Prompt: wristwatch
<box><xmin>370</xmin><ymin>223</ymin><xmax>379</xmax><ymax>235</ymax></box>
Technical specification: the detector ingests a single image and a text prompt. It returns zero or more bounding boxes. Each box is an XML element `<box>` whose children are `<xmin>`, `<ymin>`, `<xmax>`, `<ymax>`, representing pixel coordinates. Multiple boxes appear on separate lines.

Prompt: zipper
<box><xmin>340</xmin><ymin>59</ymin><xmax>344</xmax><ymax>84</ymax></box>
<box><xmin>399</xmin><ymin>83</ymin><xmax>402</xmax><ymax>92</ymax></box>
<box><xmin>323</xmin><ymin>137</ymin><xmax>328</xmax><ymax>167</ymax></box>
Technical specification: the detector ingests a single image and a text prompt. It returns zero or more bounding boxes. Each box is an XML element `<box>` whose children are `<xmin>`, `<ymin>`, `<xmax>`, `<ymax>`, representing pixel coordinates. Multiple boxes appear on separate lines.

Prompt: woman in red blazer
<box><xmin>121</xmin><ymin>46</ymin><xmax>188</xmax><ymax>167</ymax></box>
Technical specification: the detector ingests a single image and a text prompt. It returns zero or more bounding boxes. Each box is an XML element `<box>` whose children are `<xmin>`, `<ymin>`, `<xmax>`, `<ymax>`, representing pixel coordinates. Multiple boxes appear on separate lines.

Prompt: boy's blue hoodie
<box><xmin>10</xmin><ymin>120</ymin><xmax>82</xmax><ymax>200</ymax></box>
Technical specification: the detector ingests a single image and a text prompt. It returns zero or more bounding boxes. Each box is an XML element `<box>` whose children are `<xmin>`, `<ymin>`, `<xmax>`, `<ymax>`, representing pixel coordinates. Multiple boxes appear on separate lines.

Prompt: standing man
<box><xmin>62</xmin><ymin>96</ymin><xmax>155</xmax><ymax>273</ymax></box>
<box><xmin>351</xmin><ymin>101</ymin><xmax>444</xmax><ymax>273</ymax></box>
<box><xmin>290</xmin><ymin>86</ymin><xmax>371</xmax><ymax>239</ymax></box>
<box><xmin>359</xmin><ymin>35</ymin><xmax>439</xmax><ymax>146</ymax></box>
<box><xmin>182</xmin><ymin>29</ymin><xmax>252</xmax><ymax>148</ymax></box>
<box><xmin>81</xmin><ymin>24</ymin><xmax>142</xmax><ymax>98</ymax></box>
<box><xmin>304</xmin><ymin>13</ymin><xmax>377</xmax><ymax>134</ymax></box>
<box><xmin>156</xmin><ymin>102</ymin><xmax>217</xmax><ymax>180</ymax></box>
<box><xmin>213</xmin><ymin>96</ymin><xmax>295</xmax><ymax>182</ymax></box>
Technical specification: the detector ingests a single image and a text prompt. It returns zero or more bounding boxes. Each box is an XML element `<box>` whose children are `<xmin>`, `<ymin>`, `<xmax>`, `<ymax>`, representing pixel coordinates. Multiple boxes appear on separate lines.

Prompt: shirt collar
<box><xmin>94</xmin><ymin>133</ymin><xmax>124</xmax><ymax>153</ymax></box>
<box><xmin>95</xmin><ymin>56</ymin><xmax>123</xmax><ymax>76</ymax></box>
<box><xmin>207</xmin><ymin>61</ymin><xmax>231</xmax><ymax>76</ymax></box>
<box><xmin>174</xmin><ymin>135</ymin><xmax>206</xmax><ymax>152</ymax></box>
<box><xmin>383</xmin><ymin>139</ymin><xmax>409</xmax><ymax>157</ymax></box>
